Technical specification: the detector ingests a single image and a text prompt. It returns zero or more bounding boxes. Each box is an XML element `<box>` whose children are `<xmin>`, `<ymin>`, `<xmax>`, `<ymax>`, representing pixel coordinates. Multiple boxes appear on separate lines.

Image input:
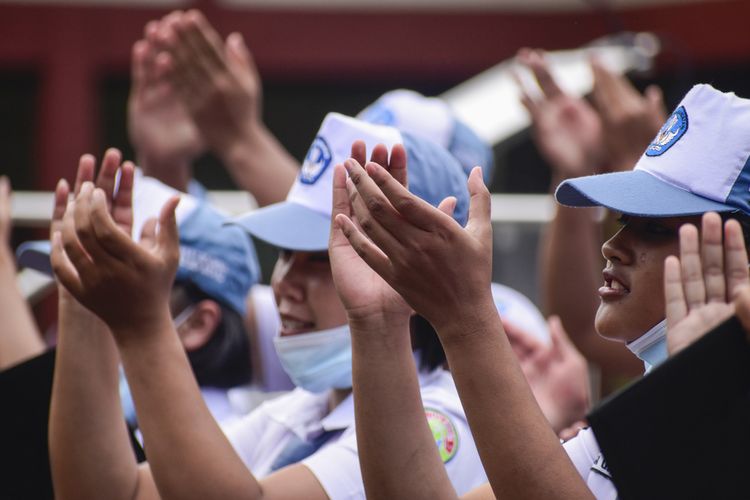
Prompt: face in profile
<box><xmin>271</xmin><ymin>250</ymin><xmax>348</xmax><ymax>337</ymax></box>
<box><xmin>595</xmin><ymin>215</ymin><xmax>700</xmax><ymax>343</ymax></box>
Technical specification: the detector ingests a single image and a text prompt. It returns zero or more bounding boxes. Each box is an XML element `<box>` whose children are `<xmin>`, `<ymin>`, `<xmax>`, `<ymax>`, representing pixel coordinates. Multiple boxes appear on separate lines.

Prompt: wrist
<box><xmin>431</xmin><ymin>295</ymin><xmax>501</xmax><ymax>348</ymax></box>
<box><xmin>347</xmin><ymin>310</ymin><xmax>412</xmax><ymax>335</ymax></box>
<box><xmin>213</xmin><ymin>118</ymin><xmax>261</xmax><ymax>165</ymax></box>
<box><xmin>110</xmin><ymin>307</ymin><xmax>175</xmax><ymax>351</ymax></box>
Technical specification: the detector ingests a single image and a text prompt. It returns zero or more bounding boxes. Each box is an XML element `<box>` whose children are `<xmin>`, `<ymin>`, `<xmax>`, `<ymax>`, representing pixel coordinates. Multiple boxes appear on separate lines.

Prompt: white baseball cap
<box><xmin>230</xmin><ymin>112</ymin><xmax>470</xmax><ymax>251</ymax></box>
<box><xmin>556</xmin><ymin>84</ymin><xmax>750</xmax><ymax>217</ymax></box>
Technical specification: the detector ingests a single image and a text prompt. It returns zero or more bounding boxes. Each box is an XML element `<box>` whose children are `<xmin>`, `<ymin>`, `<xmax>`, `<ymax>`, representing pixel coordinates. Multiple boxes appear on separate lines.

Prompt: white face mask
<box><xmin>272</xmin><ymin>324</ymin><xmax>352</xmax><ymax>393</ymax></box>
<box><xmin>626</xmin><ymin>319</ymin><xmax>668</xmax><ymax>373</ymax></box>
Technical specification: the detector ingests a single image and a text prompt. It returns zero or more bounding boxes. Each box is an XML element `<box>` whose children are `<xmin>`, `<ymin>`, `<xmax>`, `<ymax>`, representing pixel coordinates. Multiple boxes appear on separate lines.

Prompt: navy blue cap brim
<box><xmin>16</xmin><ymin>240</ymin><xmax>53</xmax><ymax>276</ymax></box>
<box><xmin>228</xmin><ymin>202</ymin><xmax>331</xmax><ymax>252</ymax></box>
<box><xmin>555</xmin><ymin>170</ymin><xmax>737</xmax><ymax>217</ymax></box>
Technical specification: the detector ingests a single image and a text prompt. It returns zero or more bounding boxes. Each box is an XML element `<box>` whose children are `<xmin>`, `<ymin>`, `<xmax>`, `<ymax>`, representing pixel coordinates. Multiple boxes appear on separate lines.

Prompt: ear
<box><xmin>177</xmin><ymin>299</ymin><xmax>222</xmax><ymax>352</ymax></box>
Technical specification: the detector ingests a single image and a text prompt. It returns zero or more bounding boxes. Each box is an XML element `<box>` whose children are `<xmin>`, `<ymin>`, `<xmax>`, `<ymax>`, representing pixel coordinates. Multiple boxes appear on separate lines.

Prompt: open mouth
<box><xmin>280</xmin><ymin>317</ymin><xmax>316</xmax><ymax>335</ymax></box>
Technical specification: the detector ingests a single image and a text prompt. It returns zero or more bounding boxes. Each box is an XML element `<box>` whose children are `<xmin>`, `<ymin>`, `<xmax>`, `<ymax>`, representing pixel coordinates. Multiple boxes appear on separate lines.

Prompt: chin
<box><xmin>594</xmin><ymin>306</ymin><xmax>635</xmax><ymax>343</ymax></box>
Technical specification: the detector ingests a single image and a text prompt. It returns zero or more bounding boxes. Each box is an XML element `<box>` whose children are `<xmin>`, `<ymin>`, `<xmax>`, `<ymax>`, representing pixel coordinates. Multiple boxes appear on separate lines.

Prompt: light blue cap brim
<box><xmin>229</xmin><ymin>202</ymin><xmax>331</xmax><ymax>252</ymax></box>
<box><xmin>16</xmin><ymin>240</ymin><xmax>53</xmax><ymax>276</ymax></box>
<box><xmin>555</xmin><ymin>170</ymin><xmax>737</xmax><ymax>217</ymax></box>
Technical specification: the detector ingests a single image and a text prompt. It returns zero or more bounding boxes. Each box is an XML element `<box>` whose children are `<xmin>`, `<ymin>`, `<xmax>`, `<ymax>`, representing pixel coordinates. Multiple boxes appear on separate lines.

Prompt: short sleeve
<box><xmin>302</xmin><ymin>429</ymin><xmax>364</xmax><ymax>500</ymax></box>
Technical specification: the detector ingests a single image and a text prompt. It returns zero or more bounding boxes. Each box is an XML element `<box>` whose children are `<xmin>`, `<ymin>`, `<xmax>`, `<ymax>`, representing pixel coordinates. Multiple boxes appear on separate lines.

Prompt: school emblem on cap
<box><xmin>425</xmin><ymin>408</ymin><xmax>458</xmax><ymax>463</ymax></box>
<box><xmin>300</xmin><ymin>136</ymin><xmax>333</xmax><ymax>185</ymax></box>
<box><xmin>646</xmin><ymin>106</ymin><xmax>688</xmax><ymax>157</ymax></box>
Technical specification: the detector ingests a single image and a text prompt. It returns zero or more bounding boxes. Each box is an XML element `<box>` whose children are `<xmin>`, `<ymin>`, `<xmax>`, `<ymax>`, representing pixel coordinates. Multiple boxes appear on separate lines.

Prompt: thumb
<box><xmin>465</xmin><ymin>167</ymin><xmax>491</xmax><ymax>237</ymax></box>
<box><xmin>548</xmin><ymin>315</ymin><xmax>572</xmax><ymax>354</ymax></box>
<box><xmin>226</xmin><ymin>32</ymin><xmax>253</xmax><ymax>68</ymax></box>
<box><xmin>157</xmin><ymin>195</ymin><xmax>181</xmax><ymax>262</ymax></box>
<box><xmin>437</xmin><ymin>196</ymin><xmax>457</xmax><ymax>219</ymax></box>
<box><xmin>139</xmin><ymin>217</ymin><xmax>158</xmax><ymax>248</ymax></box>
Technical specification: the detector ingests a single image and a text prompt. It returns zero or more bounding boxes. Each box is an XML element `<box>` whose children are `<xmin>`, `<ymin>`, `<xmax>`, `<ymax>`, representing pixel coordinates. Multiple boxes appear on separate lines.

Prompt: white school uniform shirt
<box><xmin>563</xmin><ymin>427</ymin><xmax>617</xmax><ymax>499</ymax></box>
<box><xmin>223</xmin><ymin>367</ymin><xmax>488</xmax><ymax>499</ymax></box>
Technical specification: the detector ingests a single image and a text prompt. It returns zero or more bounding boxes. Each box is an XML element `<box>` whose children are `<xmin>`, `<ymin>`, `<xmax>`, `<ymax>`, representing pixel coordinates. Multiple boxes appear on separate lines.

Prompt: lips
<box><xmin>279</xmin><ymin>313</ymin><xmax>315</xmax><ymax>336</ymax></box>
<box><xmin>599</xmin><ymin>268</ymin><xmax>630</xmax><ymax>299</ymax></box>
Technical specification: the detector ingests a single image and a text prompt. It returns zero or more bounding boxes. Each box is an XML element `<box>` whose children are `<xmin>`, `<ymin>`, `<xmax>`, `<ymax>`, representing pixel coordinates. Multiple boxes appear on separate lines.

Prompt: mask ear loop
<box><xmin>173</xmin><ymin>304</ymin><xmax>197</xmax><ymax>330</ymax></box>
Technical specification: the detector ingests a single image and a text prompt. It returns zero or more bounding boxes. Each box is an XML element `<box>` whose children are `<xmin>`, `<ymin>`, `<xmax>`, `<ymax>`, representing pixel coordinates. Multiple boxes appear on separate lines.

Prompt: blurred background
<box><xmin>3</xmin><ymin>0</ymin><xmax>750</xmax><ymax>310</ymax></box>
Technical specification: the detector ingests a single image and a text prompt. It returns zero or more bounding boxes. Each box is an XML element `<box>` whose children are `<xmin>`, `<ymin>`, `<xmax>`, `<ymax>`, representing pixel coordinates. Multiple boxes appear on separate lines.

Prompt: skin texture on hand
<box><xmin>664</xmin><ymin>213</ymin><xmax>749</xmax><ymax>355</ymax></box>
<box><xmin>504</xmin><ymin>316</ymin><xmax>590</xmax><ymax>434</ymax></box>
<box><xmin>128</xmin><ymin>25</ymin><xmax>204</xmax><ymax>192</ymax></box>
<box><xmin>336</xmin><ymin>148</ymin><xmax>593</xmax><ymax>499</ymax></box>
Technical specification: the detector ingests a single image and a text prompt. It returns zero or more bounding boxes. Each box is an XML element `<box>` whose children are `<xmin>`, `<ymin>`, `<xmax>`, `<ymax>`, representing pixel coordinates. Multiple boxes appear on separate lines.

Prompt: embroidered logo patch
<box><xmin>300</xmin><ymin>136</ymin><xmax>333</xmax><ymax>185</ymax></box>
<box><xmin>425</xmin><ymin>408</ymin><xmax>458</xmax><ymax>463</ymax></box>
<box><xmin>646</xmin><ymin>106</ymin><xmax>688</xmax><ymax>157</ymax></box>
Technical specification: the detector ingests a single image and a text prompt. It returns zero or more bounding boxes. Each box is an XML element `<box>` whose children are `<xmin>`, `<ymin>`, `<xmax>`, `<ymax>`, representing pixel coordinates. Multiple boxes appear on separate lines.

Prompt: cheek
<box><xmin>307</xmin><ymin>274</ymin><xmax>348</xmax><ymax>327</ymax></box>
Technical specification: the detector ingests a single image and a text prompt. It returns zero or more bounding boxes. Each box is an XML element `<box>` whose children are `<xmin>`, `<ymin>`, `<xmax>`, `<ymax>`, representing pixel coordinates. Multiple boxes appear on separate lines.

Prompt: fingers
<box><xmin>724</xmin><ymin>218</ymin><xmax>750</xmax><ymax>297</ymax></box>
<box><xmin>350</xmin><ymin>140</ymin><xmax>367</xmax><ymax>167</ymax></box>
<box><xmin>645</xmin><ymin>85</ymin><xmax>666</xmax><ymax>119</ymax></box>
<box><xmin>73</xmin><ymin>154</ymin><xmax>96</xmax><ymax>195</ymax></box>
<box><xmin>0</xmin><ymin>176</ymin><xmax>10</xmax><ymax>242</ymax></box>
<box><xmin>95</xmin><ymin>148</ymin><xmax>122</xmax><ymax>206</ymax></box>
<box><xmin>436</xmin><ymin>197</ymin><xmax>456</xmax><ymax>219</ymax></box>
<box><xmin>50</xmin><ymin>178</ymin><xmax>70</xmax><ymax>237</ymax></box>
<box><xmin>155</xmin><ymin>195</ymin><xmax>181</xmax><ymax>267</ymax></box>
<box><xmin>73</xmin><ymin>184</ymin><xmax>113</xmax><ymax>265</ymax></box>
<box><xmin>139</xmin><ymin>217</ymin><xmax>158</xmax><ymax>249</ymax></box>
<box><xmin>50</xmin><ymin>231</ymin><xmax>85</xmax><ymax>298</ymax></box>
<box><xmin>61</xmin><ymin>191</ymin><xmax>97</xmax><ymax>278</ymax></box>
<box><xmin>465</xmin><ymin>167</ymin><xmax>492</xmax><ymax>239</ymax></box>
<box><xmin>679</xmin><ymin>223</ymin><xmax>706</xmax><ymax>308</ymax></box>
<box><xmin>664</xmin><ymin>255</ymin><xmax>688</xmax><ymax>329</ymax></box>
<box><xmin>548</xmin><ymin>315</ymin><xmax>573</xmax><ymax>354</ymax></box>
<box><xmin>504</xmin><ymin>319</ymin><xmax>544</xmax><ymax>361</ymax></box>
<box><xmin>345</xmin><ymin>175</ymin><xmax>403</xmax><ymax>256</ymax></box>
<box><xmin>330</xmin><ymin>164</ymin><xmax>352</xmax><ymax>247</ymax></box>
<box><xmin>369</xmin><ymin>144</ymin><xmax>389</xmax><ymax>173</ymax></box>
<box><xmin>700</xmin><ymin>212</ymin><xmax>726</xmax><ymax>303</ymax></box>
<box><xmin>87</xmin><ymin>188</ymin><xmax>138</xmax><ymax>262</ymax></box>
<box><xmin>112</xmin><ymin>161</ymin><xmax>135</xmax><ymax>234</ymax></box>
<box><xmin>733</xmin><ymin>285</ymin><xmax>750</xmax><ymax>342</ymax></box>
<box><xmin>522</xmin><ymin>49</ymin><xmax>563</xmax><ymax>99</ymax></box>
<box><xmin>335</xmin><ymin>213</ymin><xmax>394</xmax><ymax>281</ymax></box>
<box><xmin>387</xmin><ymin>144</ymin><xmax>408</xmax><ymax>189</ymax></box>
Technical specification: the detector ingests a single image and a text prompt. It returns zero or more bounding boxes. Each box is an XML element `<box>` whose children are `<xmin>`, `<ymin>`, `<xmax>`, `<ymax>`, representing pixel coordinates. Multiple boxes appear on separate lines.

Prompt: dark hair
<box><xmin>173</xmin><ymin>281</ymin><xmax>253</xmax><ymax>389</ymax></box>
<box><xmin>410</xmin><ymin>314</ymin><xmax>446</xmax><ymax>372</ymax></box>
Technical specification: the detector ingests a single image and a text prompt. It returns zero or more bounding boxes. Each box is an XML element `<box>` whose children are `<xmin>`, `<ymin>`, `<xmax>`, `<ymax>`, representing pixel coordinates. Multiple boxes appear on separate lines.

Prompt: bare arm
<box><xmin>158</xmin><ymin>10</ymin><xmax>297</xmax><ymax>206</ymax></box>
<box><xmin>337</xmin><ymin>155</ymin><xmax>593</xmax><ymax>498</ymax></box>
<box><xmin>54</xmin><ymin>164</ymin><xmax>327</xmax><ymax>500</ymax></box>
<box><xmin>49</xmin><ymin>153</ymin><xmax>157</xmax><ymax>500</ymax></box>
<box><xmin>0</xmin><ymin>176</ymin><xmax>45</xmax><ymax>369</ymax></box>
<box><xmin>329</xmin><ymin>143</ymin><xmax>458</xmax><ymax>499</ymax></box>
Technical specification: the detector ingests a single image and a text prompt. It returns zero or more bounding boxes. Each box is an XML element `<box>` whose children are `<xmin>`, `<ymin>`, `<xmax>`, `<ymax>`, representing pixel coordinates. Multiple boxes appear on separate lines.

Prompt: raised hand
<box><xmin>590</xmin><ymin>57</ymin><xmax>667</xmax><ymax>172</ymax></box>
<box><xmin>664</xmin><ymin>212</ymin><xmax>750</xmax><ymax>355</ymax></box>
<box><xmin>128</xmin><ymin>17</ymin><xmax>205</xmax><ymax>183</ymax></box>
<box><xmin>504</xmin><ymin>316</ymin><xmax>590</xmax><ymax>433</ymax></box>
<box><xmin>329</xmin><ymin>141</ymin><xmax>417</xmax><ymax>326</ymax></box>
<box><xmin>157</xmin><ymin>10</ymin><xmax>261</xmax><ymax>154</ymax></box>
<box><xmin>516</xmin><ymin>48</ymin><xmax>605</xmax><ymax>179</ymax></box>
<box><xmin>334</xmin><ymin>156</ymin><xmax>492</xmax><ymax>334</ymax></box>
<box><xmin>50</xmin><ymin>150</ymin><xmax>180</xmax><ymax>340</ymax></box>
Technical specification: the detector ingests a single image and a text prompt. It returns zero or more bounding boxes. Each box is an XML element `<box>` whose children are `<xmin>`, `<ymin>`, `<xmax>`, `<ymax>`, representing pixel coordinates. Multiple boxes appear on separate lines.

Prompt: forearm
<box><xmin>350</xmin><ymin>316</ymin><xmax>457</xmax><ymax>500</ymax></box>
<box><xmin>438</xmin><ymin>304</ymin><xmax>593</xmax><ymax>500</ymax></box>
<box><xmin>136</xmin><ymin>153</ymin><xmax>192</xmax><ymax>194</ymax></box>
<box><xmin>0</xmin><ymin>249</ymin><xmax>45</xmax><ymax>370</ymax></box>
<box><xmin>219</xmin><ymin>123</ymin><xmax>298</xmax><ymax>207</ymax></box>
<box><xmin>49</xmin><ymin>294</ymin><xmax>139</xmax><ymax>500</ymax></box>
<box><xmin>116</xmin><ymin>311</ymin><xmax>261</xmax><ymax>500</ymax></box>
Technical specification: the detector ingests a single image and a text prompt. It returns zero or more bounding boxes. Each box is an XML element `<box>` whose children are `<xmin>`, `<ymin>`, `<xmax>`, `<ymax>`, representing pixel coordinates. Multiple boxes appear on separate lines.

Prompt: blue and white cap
<box><xmin>17</xmin><ymin>172</ymin><xmax>259</xmax><ymax>316</ymax></box>
<box><xmin>556</xmin><ymin>84</ymin><xmax>750</xmax><ymax>217</ymax></box>
<box><xmin>358</xmin><ymin>89</ymin><xmax>495</xmax><ymax>184</ymax></box>
<box><xmin>230</xmin><ymin>112</ymin><xmax>470</xmax><ymax>251</ymax></box>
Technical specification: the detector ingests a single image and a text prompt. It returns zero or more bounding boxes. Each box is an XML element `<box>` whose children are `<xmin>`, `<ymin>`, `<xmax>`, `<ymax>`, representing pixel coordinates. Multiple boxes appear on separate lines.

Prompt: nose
<box><xmin>601</xmin><ymin>225</ymin><xmax>634</xmax><ymax>265</ymax></box>
<box><xmin>271</xmin><ymin>252</ymin><xmax>305</xmax><ymax>303</ymax></box>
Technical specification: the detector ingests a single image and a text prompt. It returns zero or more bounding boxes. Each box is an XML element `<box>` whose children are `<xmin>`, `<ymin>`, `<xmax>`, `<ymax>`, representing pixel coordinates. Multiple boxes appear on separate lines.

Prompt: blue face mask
<box><xmin>626</xmin><ymin>319</ymin><xmax>668</xmax><ymax>373</ymax></box>
<box><xmin>272</xmin><ymin>324</ymin><xmax>353</xmax><ymax>393</ymax></box>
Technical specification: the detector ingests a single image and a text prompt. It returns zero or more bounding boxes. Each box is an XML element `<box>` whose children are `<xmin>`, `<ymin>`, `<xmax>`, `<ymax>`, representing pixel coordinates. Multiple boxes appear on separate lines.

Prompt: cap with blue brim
<box><xmin>231</xmin><ymin>112</ymin><xmax>470</xmax><ymax>252</ymax></box>
<box><xmin>358</xmin><ymin>89</ymin><xmax>495</xmax><ymax>184</ymax></box>
<box><xmin>16</xmin><ymin>172</ymin><xmax>259</xmax><ymax>316</ymax></box>
<box><xmin>556</xmin><ymin>84</ymin><xmax>750</xmax><ymax>218</ymax></box>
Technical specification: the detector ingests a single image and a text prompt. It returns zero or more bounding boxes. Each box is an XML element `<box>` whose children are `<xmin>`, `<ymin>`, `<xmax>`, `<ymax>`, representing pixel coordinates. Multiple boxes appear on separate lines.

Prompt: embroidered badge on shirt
<box><xmin>425</xmin><ymin>408</ymin><xmax>458</xmax><ymax>463</ymax></box>
<box><xmin>300</xmin><ymin>136</ymin><xmax>333</xmax><ymax>184</ymax></box>
<box><xmin>591</xmin><ymin>454</ymin><xmax>612</xmax><ymax>479</ymax></box>
<box><xmin>646</xmin><ymin>106</ymin><xmax>688</xmax><ymax>157</ymax></box>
